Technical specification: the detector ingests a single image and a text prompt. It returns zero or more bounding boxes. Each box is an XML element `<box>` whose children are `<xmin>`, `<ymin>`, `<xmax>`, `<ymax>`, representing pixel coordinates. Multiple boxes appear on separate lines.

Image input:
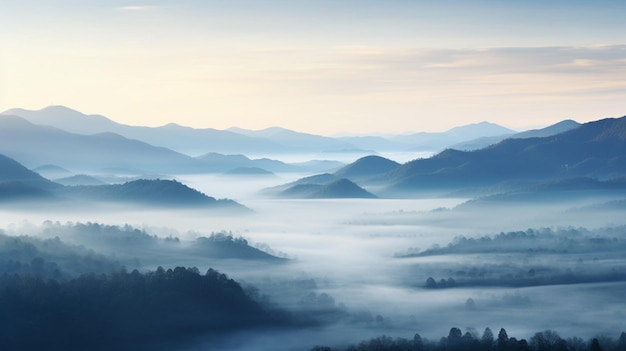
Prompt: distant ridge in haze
<box><xmin>0</xmin><ymin>115</ymin><xmax>200</xmax><ymax>173</ymax></box>
<box><xmin>55</xmin><ymin>174</ymin><xmax>108</xmax><ymax>186</ymax></box>
<box><xmin>3</xmin><ymin>105</ymin><xmax>121</xmax><ymax>135</ymax></box>
<box><xmin>4</xmin><ymin>105</ymin><xmax>526</xmax><ymax>156</ymax></box>
<box><xmin>2</xmin><ymin>106</ymin><xmax>356</xmax><ymax>155</ymax></box>
<box><xmin>32</xmin><ymin>165</ymin><xmax>74</xmax><ymax>179</ymax></box>
<box><xmin>389</xmin><ymin>121</ymin><xmax>516</xmax><ymax>152</ymax></box>
<box><xmin>382</xmin><ymin>116</ymin><xmax>626</xmax><ymax>196</ymax></box>
<box><xmin>228</xmin><ymin>126</ymin><xmax>356</xmax><ymax>150</ymax></box>
<box><xmin>452</xmin><ymin>119</ymin><xmax>581</xmax><ymax>151</ymax></box>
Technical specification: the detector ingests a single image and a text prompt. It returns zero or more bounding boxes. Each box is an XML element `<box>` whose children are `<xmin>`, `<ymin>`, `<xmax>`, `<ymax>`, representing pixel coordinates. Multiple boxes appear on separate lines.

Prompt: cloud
<box><xmin>116</xmin><ymin>5</ymin><xmax>160</xmax><ymax>12</ymax></box>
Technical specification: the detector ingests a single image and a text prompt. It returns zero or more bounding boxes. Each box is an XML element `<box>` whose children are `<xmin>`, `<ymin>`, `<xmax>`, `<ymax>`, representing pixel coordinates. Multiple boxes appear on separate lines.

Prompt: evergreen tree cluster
<box><xmin>0</xmin><ymin>266</ymin><xmax>288</xmax><ymax>350</ymax></box>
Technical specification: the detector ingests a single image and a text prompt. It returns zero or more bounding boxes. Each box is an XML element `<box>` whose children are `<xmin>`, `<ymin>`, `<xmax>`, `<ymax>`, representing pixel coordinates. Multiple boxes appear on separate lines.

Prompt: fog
<box><xmin>1</xmin><ymin>173</ymin><xmax>626</xmax><ymax>350</ymax></box>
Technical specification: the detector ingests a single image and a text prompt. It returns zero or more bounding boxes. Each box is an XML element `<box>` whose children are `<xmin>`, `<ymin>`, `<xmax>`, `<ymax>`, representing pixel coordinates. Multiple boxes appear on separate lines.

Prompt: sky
<box><xmin>1</xmin><ymin>0</ymin><xmax>626</xmax><ymax>135</ymax></box>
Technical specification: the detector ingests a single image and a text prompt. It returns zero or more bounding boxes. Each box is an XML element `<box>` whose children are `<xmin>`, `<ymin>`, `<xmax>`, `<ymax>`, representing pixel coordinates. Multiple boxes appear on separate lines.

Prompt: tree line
<box><xmin>313</xmin><ymin>327</ymin><xmax>626</xmax><ymax>351</ymax></box>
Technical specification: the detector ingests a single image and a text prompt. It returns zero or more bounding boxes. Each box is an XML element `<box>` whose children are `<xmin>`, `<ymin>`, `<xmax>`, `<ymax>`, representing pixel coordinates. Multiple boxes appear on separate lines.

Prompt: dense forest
<box><xmin>0</xmin><ymin>266</ymin><xmax>293</xmax><ymax>351</ymax></box>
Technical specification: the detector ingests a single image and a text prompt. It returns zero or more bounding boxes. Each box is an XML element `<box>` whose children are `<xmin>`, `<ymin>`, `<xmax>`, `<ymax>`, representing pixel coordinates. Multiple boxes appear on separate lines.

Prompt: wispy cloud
<box><xmin>116</xmin><ymin>6</ymin><xmax>160</xmax><ymax>12</ymax></box>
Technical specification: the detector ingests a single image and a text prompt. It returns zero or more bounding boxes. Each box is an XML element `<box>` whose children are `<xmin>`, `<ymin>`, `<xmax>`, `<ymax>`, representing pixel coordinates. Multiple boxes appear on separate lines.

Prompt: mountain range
<box><xmin>0</xmin><ymin>114</ymin><xmax>343</xmax><ymax>175</ymax></box>
<box><xmin>387</xmin><ymin>116</ymin><xmax>626</xmax><ymax>195</ymax></box>
<box><xmin>3</xmin><ymin>104</ymin><xmax>624</xmax><ymax>201</ymax></box>
<box><xmin>450</xmin><ymin>119</ymin><xmax>581</xmax><ymax>151</ymax></box>
<box><xmin>269</xmin><ymin>115</ymin><xmax>626</xmax><ymax>198</ymax></box>
<box><xmin>3</xmin><ymin>105</ymin><xmax>532</xmax><ymax>157</ymax></box>
<box><xmin>1</xmin><ymin>105</ymin><xmax>566</xmax><ymax>179</ymax></box>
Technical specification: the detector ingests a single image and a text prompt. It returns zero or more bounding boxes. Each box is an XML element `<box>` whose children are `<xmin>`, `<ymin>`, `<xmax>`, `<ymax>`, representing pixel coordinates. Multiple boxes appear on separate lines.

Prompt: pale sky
<box><xmin>1</xmin><ymin>0</ymin><xmax>626</xmax><ymax>135</ymax></box>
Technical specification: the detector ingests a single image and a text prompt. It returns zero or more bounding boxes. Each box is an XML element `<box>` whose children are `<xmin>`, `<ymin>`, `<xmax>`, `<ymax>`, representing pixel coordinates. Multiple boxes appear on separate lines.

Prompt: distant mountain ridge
<box><xmin>228</xmin><ymin>126</ymin><xmax>356</xmax><ymax>150</ymax></box>
<box><xmin>387</xmin><ymin>121</ymin><xmax>516</xmax><ymax>151</ymax></box>
<box><xmin>0</xmin><ymin>115</ymin><xmax>200</xmax><ymax>173</ymax></box>
<box><xmin>382</xmin><ymin>116</ymin><xmax>626</xmax><ymax>195</ymax></box>
<box><xmin>2</xmin><ymin>106</ymin><xmax>358</xmax><ymax>155</ymax></box>
<box><xmin>268</xmin><ymin>114</ymin><xmax>626</xmax><ymax>199</ymax></box>
<box><xmin>0</xmin><ymin>115</ymin><xmax>341</xmax><ymax>175</ymax></box>
<box><xmin>6</xmin><ymin>105</ymin><xmax>620</xmax><ymax>202</ymax></box>
<box><xmin>3</xmin><ymin>106</ymin><xmax>123</xmax><ymax>135</ymax></box>
<box><xmin>4</xmin><ymin>105</ymin><xmax>528</xmax><ymax>156</ymax></box>
<box><xmin>451</xmin><ymin>119</ymin><xmax>581</xmax><ymax>151</ymax></box>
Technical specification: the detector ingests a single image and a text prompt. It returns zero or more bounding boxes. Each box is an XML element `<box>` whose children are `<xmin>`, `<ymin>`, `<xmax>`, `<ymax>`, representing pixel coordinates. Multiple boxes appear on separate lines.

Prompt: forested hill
<box><xmin>60</xmin><ymin>179</ymin><xmax>244</xmax><ymax>208</ymax></box>
<box><xmin>0</xmin><ymin>267</ymin><xmax>291</xmax><ymax>351</ymax></box>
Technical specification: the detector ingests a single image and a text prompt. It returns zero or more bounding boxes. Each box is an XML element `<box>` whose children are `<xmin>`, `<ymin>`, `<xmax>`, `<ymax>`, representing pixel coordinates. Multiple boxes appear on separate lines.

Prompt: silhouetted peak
<box><xmin>315</xmin><ymin>178</ymin><xmax>377</xmax><ymax>198</ymax></box>
<box><xmin>446</xmin><ymin>121</ymin><xmax>515</xmax><ymax>135</ymax></box>
<box><xmin>41</xmin><ymin>105</ymin><xmax>83</xmax><ymax>114</ymax></box>
<box><xmin>334</xmin><ymin>155</ymin><xmax>400</xmax><ymax>178</ymax></box>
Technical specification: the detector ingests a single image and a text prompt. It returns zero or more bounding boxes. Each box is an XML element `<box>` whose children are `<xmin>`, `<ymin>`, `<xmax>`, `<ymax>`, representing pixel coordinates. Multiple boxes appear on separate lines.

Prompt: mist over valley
<box><xmin>1</xmin><ymin>107</ymin><xmax>626</xmax><ymax>350</ymax></box>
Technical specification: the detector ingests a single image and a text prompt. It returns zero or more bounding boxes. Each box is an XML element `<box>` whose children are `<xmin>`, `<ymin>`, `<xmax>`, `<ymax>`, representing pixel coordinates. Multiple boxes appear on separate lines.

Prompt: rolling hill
<box><xmin>0</xmin><ymin>154</ymin><xmax>246</xmax><ymax>209</ymax></box>
<box><xmin>264</xmin><ymin>155</ymin><xmax>399</xmax><ymax>197</ymax></box>
<box><xmin>0</xmin><ymin>154</ymin><xmax>58</xmax><ymax>201</ymax></box>
<box><xmin>262</xmin><ymin>173</ymin><xmax>339</xmax><ymax>195</ymax></box>
<box><xmin>192</xmin><ymin>233</ymin><xmax>287</xmax><ymax>261</ymax></box>
<box><xmin>457</xmin><ymin>177</ymin><xmax>626</xmax><ymax>207</ymax></box>
<box><xmin>0</xmin><ymin>154</ymin><xmax>60</xmax><ymax>190</ymax></box>
<box><xmin>60</xmin><ymin>179</ymin><xmax>247</xmax><ymax>209</ymax></box>
<box><xmin>278</xmin><ymin>178</ymin><xmax>376</xmax><ymax>199</ymax></box>
<box><xmin>333</xmin><ymin>155</ymin><xmax>400</xmax><ymax>180</ymax></box>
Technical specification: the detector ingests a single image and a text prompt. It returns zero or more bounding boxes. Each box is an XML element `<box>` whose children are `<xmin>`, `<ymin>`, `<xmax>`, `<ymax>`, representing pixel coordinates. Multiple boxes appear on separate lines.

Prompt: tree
<box><xmin>617</xmin><ymin>332</ymin><xmax>626</xmax><ymax>351</ymax></box>
<box><xmin>498</xmin><ymin>328</ymin><xmax>509</xmax><ymax>350</ymax></box>
<box><xmin>566</xmin><ymin>336</ymin><xmax>587</xmax><ymax>351</ymax></box>
<box><xmin>448</xmin><ymin>327</ymin><xmax>463</xmax><ymax>347</ymax></box>
<box><xmin>482</xmin><ymin>327</ymin><xmax>495</xmax><ymax>348</ymax></box>
<box><xmin>413</xmin><ymin>333</ymin><xmax>424</xmax><ymax>350</ymax></box>
<box><xmin>590</xmin><ymin>338</ymin><xmax>603</xmax><ymax>351</ymax></box>
<box><xmin>518</xmin><ymin>338</ymin><xmax>530</xmax><ymax>351</ymax></box>
<box><xmin>529</xmin><ymin>330</ymin><xmax>563</xmax><ymax>351</ymax></box>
